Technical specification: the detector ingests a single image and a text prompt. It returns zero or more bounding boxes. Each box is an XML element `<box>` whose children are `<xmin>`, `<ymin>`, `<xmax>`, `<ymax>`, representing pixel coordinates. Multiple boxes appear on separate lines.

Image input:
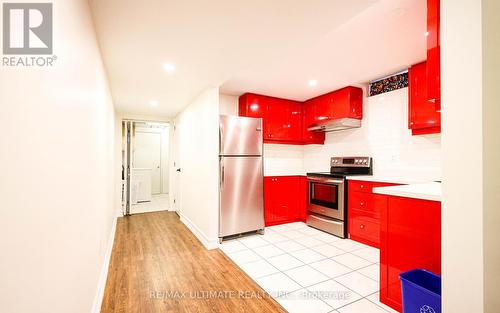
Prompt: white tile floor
<box><xmin>220</xmin><ymin>221</ymin><xmax>399</xmax><ymax>313</ymax></box>
<box><xmin>130</xmin><ymin>193</ymin><xmax>169</xmax><ymax>214</ymax></box>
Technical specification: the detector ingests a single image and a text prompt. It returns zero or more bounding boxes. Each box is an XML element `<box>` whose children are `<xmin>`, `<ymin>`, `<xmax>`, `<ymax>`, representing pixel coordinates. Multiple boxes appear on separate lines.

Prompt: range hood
<box><xmin>307</xmin><ymin>118</ymin><xmax>361</xmax><ymax>132</ymax></box>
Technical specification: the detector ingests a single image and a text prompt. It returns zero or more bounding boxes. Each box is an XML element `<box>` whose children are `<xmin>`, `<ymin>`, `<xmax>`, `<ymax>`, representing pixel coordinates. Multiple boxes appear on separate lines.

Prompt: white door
<box><xmin>134</xmin><ymin>131</ymin><xmax>162</xmax><ymax>194</ymax></box>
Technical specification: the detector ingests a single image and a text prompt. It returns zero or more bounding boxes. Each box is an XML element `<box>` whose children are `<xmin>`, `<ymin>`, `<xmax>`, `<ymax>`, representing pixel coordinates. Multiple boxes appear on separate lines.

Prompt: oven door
<box><xmin>307</xmin><ymin>177</ymin><xmax>345</xmax><ymax>220</ymax></box>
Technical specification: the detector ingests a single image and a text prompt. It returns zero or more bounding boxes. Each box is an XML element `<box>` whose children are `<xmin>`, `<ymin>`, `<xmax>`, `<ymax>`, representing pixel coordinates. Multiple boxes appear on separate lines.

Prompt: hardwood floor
<box><xmin>101</xmin><ymin>211</ymin><xmax>286</xmax><ymax>313</ymax></box>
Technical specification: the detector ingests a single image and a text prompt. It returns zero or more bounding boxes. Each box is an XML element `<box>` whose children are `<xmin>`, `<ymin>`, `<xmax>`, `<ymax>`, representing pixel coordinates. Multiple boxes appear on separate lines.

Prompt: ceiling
<box><xmin>90</xmin><ymin>0</ymin><xmax>426</xmax><ymax>118</ymax></box>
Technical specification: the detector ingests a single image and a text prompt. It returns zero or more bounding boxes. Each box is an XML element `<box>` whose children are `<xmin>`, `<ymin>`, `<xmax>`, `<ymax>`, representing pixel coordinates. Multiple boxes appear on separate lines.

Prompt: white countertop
<box><xmin>346</xmin><ymin>175</ymin><xmax>441</xmax><ymax>185</ymax></box>
<box><xmin>372</xmin><ymin>182</ymin><xmax>441</xmax><ymax>201</ymax></box>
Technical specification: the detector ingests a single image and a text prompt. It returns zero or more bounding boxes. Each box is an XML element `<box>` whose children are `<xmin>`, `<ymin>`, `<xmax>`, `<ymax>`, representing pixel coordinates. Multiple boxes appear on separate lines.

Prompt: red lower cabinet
<box><xmin>347</xmin><ymin>180</ymin><xmax>399</xmax><ymax>248</ymax></box>
<box><xmin>380</xmin><ymin>196</ymin><xmax>441</xmax><ymax>312</ymax></box>
<box><xmin>264</xmin><ymin>176</ymin><xmax>307</xmax><ymax>226</ymax></box>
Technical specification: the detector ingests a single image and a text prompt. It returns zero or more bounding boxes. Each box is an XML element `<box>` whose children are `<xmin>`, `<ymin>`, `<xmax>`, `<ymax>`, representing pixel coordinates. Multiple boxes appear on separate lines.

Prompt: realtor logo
<box><xmin>2</xmin><ymin>3</ymin><xmax>53</xmax><ymax>55</ymax></box>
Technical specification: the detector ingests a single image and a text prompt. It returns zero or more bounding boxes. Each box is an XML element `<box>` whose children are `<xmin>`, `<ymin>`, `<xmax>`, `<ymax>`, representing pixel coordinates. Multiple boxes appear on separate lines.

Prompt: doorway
<box><xmin>122</xmin><ymin>120</ymin><xmax>170</xmax><ymax>215</ymax></box>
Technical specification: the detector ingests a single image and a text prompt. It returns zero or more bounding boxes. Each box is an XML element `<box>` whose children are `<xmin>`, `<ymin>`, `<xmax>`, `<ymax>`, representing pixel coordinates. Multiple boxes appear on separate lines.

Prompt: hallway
<box><xmin>101</xmin><ymin>212</ymin><xmax>286</xmax><ymax>313</ymax></box>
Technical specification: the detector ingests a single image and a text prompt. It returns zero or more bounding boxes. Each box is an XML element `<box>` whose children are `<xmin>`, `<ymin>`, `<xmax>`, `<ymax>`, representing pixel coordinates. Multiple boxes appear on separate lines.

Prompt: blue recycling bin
<box><xmin>400</xmin><ymin>269</ymin><xmax>441</xmax><ymax>313</ymax></box>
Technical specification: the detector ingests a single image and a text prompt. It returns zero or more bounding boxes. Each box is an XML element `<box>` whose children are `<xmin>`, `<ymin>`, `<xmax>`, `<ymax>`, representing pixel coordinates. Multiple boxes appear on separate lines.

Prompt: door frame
<box><xmin>122</xmin><ymin>118</ymin><xmax>171</xmax><ymax>215</ymax></box>
<box><xmin>170</xmin><ymin>121</ymin><xmax>181</xmax><ymax>216</ymax></box>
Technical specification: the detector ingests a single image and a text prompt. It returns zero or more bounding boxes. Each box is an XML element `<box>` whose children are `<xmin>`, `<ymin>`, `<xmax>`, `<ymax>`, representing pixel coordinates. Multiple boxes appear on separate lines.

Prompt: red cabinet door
<box><xmin>315</xmin><ymin>93</ymin><xmax>334</xmax><ymax>122</ymax></box>
<box><xmin>274</xmin><ymin>176</ymin><xmax>296</xmax><ymax>221</ymax></box>
<box><xmin>427</xmin><ymin>0</ymin><xmax>440</xmax><ymax>108</ymax></box>
<box><xmin>302</xmin><ymin>100</ymin><xmax>325</xmax><ymax>144</ymax></box>
<box><xmin>298</xmin><ymin>176</ymin><xmax>308</xmax><ymax>222</ymax></box>
<box><xmin>264</xmin><ymin>177</ymin><xmax>278</xmax><ymax>225</ymax></box>
<box><xmin>239</xmin><ymin>93</ymin><xmax>270</xmax><ymax>139</ymax></box>
<box><xmin>288</xmin><ymin>101</ymin><xmax>303</xmax><ymax>142</ymax></box>
<box><xmin>266</xmin><ymin>98</ymin><xmax>289</xmax><ymax>141</ymax></box>
<box><xmin>303</xmin><ymin>98</ymin><xmax>317</xmax><ymax>128</ymax></box>
<box><xmin>239</xmin><ymin>93</ymin><xmax>266</xmax><ymax>118</ymax></box>
<box><xmin>380</xmin><ymin>196</ymin><xmax>441</xmax><ymax>312</ymax></box>
<box><xmin>264</xmin><ymin>176</ymin><xmax>306</xmax><ymax>226</ymax></box>
<box><xmin>408</xmin><ymin>62</ymin><xmax>441</xmax><ymax>135</ymax></box>
<box><xmin>332</xmin><ymin>87</ymin><xmax>363</xmax><ymax>119</ymax></box>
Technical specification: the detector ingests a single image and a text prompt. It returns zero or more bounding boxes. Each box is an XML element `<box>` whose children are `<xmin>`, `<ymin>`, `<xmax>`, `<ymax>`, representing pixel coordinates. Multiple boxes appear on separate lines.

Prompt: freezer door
<box><xmin>219</xmin><ymin>156</ymin><xmax>264</xmax><ymax>237</ymax></box>
<box><xmin>219</xmin><ymin>115</ymin><xmax>262</xmax><ymax>156</ymax></box>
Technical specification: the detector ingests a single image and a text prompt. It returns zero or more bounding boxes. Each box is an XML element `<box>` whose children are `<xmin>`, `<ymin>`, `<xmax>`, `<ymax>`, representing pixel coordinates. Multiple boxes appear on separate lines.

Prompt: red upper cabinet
<box><xmin>306</xmin><ymin>86</ymin><xmax>363</xmax><ymax>125</ymax></box>
<box><xmin>239</xmin><ymin>93</ymin><xmax>266</xmax><ymax>119</ymax></box>
<box><xmin>427</xmin><ymin>0</ymin><xmax>441</xmax><ymax>109</ymax></box>
<box><xmin>239</xmin><ymin>93</ymin><xmax>269</xmax><ymax>138</ymax></box>
<box><xmin>332</xmin><ymin>87</ymin><xmax>363</xmax><ymax>119</ymax></box>
<box><xmin>239</xmin><ymin>86</ymin><xmax>362</xmax><ymax>145</ymax></box>
<box><xmin>409</xmin><ymin>62</ymin><xmax>441</xmax><ymax>135</ymax></box>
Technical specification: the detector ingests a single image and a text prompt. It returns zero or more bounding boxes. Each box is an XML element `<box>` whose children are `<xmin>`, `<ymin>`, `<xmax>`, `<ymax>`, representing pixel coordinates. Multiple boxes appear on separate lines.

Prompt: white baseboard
<box><xmin>180</xmin><ymin>214</ymin><xmax>219</xmax><ymax>250</ymax></box>
<box><xmin>91</xmin><ymin>216</ymin><xmax>117</xmax><ymax>313</ymax></box>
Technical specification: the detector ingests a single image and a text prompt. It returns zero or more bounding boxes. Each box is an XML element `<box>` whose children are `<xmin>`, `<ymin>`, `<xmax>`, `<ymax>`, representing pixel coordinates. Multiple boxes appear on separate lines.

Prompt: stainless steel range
<box><xmin>307</xmin><ymin>157</ymin><xmax>372</xmax><ymax>238</ymax></box>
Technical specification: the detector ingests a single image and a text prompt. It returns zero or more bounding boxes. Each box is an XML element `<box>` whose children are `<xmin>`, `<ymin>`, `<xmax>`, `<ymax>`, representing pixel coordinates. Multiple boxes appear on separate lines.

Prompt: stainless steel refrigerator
<box><xmin>219</xmin><ymin>115</ymin><xmax>264</xmax><ymax>239</ymax></box>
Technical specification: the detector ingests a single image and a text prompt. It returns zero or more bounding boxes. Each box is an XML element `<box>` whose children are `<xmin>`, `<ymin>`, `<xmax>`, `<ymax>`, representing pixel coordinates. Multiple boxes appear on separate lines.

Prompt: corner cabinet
<box><xmin>408</xmin><ymin>61</ymin><xmax>441</xmax><ymax>135</ymax></box>
<box><xmin>239</xmin><ymin>86</ymin><xmax>363</xmax><ymax>145</ymax></box>
<box><xmin>264</xmin><ymin>176</ymin><xmax>307</xmax><ymax>226</ymax></box>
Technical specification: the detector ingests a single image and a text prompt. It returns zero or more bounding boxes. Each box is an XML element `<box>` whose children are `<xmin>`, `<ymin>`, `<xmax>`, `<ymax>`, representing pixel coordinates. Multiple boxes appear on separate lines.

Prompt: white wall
<box><xmin>441</xmin><ymin>1</ymin><xmax>483</xmax><ymax>312</ymax></box>
<box><xmin>219</xmin><ymin>93</ymin><xmax>239</xmax><ymax>116</ymax></box>
<box><xmin>442</xmin><ymin>0</ymin><xmax>500</xmax><ymax>312</ymax></box>
<box><xmin>482</xmin><ymin>0</ymin><xmax>500</xmax><ymax>310</ymax></box>
<box><xmin>0</xmin><ymin>1</ymin><xmax>116</xmax><ymax>313</ymax></box>
<box><xmin>304</xmin><ymin>88</ymin><xmax>441</xmax><ymax>180</ymax></box>
<box><xmin>172</xmin><ymin>88</ymin><xmax>220</xmax><ymax>249</ymax></box>
<box><xmin>264</xmin><ymin>144</ymin><xmax>305</xmax><ymax>176</ymax></box>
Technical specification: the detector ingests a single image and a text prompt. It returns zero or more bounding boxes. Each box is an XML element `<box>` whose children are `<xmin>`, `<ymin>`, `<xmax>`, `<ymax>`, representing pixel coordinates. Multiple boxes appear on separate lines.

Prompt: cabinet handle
<box><xmin>360</xmin><ymin>202</ymin><xmax>364</xmax><ymax>206</ymax></box>
<box><xmin>360</xmin><ymin>185</ymin><xmax>364</xmax><ymax>189</ymax></box>
<box><xmin>360</xmin><ymin>224</ymin><xmax>365</xmax><ymax>229</ymax></box>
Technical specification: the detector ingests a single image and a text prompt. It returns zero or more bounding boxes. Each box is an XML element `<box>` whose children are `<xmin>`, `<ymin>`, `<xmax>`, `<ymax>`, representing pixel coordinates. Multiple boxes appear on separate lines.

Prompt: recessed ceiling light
<box><xmin>163</xmin><ymin>63</ymin><xmax>175</xmax><ymax>73</ymax></box>
<box><xmin>150</xmin><ymin>100</ymin><xmax>159</xmax><ymax>107</ymax></box>
<box><xmin>308</xmin><ymin>79</ymin><xmax>318</xmax><ymax>87</ymax></box>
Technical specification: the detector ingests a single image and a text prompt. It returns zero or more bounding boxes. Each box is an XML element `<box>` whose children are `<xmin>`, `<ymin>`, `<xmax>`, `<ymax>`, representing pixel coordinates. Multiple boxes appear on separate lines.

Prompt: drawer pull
<box><xmin>360</xmin><ymin>202</ymin><xmax>364</xmax><ymax>206</ymax></box>
<box><xmin>360</xmin><ymin>185</ymin><xmax>364</xmax><ymax>189</ymax></box>
<box><xmin>360</xmin><ymin>224</ymin><xmax>365</xmax><ymax>229</ymax></box>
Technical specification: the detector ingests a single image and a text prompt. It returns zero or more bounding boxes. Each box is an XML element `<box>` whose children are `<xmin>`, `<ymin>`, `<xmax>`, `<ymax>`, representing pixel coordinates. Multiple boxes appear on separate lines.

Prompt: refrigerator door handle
<box><xmin>219</xmin><ymin>124</ymin><xmax>224</xmax><ymax>154</ymax></box>
<box><xmin>220</xmin><ymin>158</ymin><xmax>225</xmax><ymax>189</ymax></box>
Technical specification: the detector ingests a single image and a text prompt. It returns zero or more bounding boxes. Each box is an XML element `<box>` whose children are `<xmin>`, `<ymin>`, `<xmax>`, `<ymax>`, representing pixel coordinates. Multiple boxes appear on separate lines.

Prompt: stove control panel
<box><xmin>331</xmin><ymin>157</ymin><xmax>371</xmax><ymax>168</ymax></box>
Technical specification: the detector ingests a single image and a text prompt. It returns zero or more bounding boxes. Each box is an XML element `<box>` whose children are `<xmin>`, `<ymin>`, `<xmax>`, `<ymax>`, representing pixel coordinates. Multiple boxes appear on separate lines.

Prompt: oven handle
<box><xmin>307</xmin><ymin>177</ymin><xmax>344</xmax><ymax>185</ymax></box>
<box><xmin>309</xmin><ymin>214</ymin><xmax>344</xmax><ymax>225</ymax></box>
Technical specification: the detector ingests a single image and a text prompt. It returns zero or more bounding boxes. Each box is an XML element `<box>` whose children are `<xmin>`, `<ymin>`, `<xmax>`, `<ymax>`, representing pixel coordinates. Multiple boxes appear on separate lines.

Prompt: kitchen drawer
<box><xmin>349</xmin><ymin>180</ymin><xmax>399</xmax><ymax>193</ymax></box>
<box><xmin>348</xmin><ymin>192</ymin><xmax>388</xmax><ymax>218</ymax></box>
<box><xmin>349</xmin><ymin>211</ymin><xmax>380</xmax><ymax>248</ymax></box>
